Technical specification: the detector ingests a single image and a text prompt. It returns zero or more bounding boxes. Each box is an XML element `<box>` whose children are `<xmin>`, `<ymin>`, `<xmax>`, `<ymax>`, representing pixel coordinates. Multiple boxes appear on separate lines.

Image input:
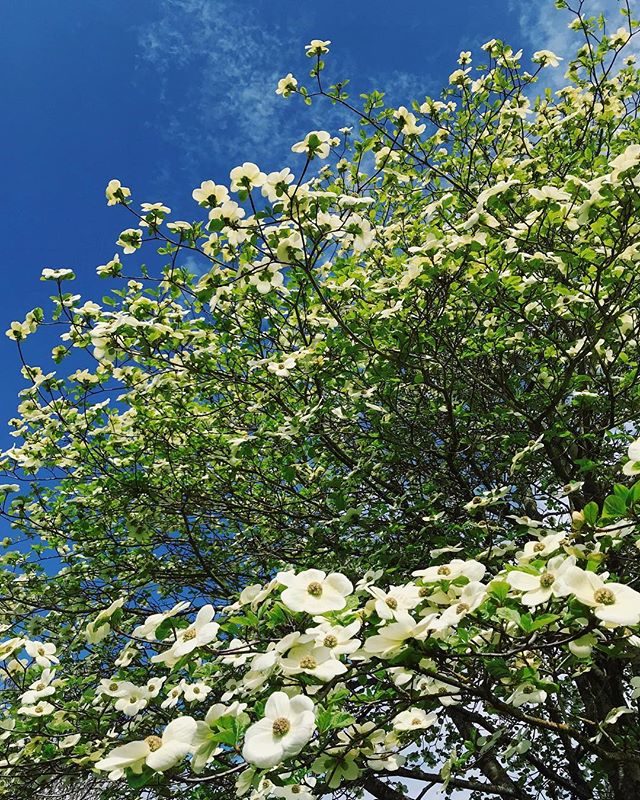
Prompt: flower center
<box><xmin>539</xmin><ymin>572</ymin><xmax>555</xmax><ymax>588</ymax></box>
<box><xmin>291</xmin><ymin>787</ymin><xmax>301</xmax><ymax>795</ymax></box>
<box><xmin>183</xmin><ymin>628</ymin><xmax>197</xmax><ymax>641</ymax></box>
<box><xmin>193</xmin><ymin>687</ymin><xmax>200</xmax><ymax>694</ymax></box>
<box><xmin>533</xmin><ymin>543</ymin><xmax>545</xmax><ymax>553</ymax></box>
<box><xmin>109</xmin><ymin>682</ymin><xmax>119</xmax><ymax>691</ymax></box>
<box><xmin>456</xmin><ymin>602</ymin><xmax>470</xmax><ymax>614</ymax></box>
<box><xmin>307</xmin><ymin>581</ymin><xmax>323</xmax><ymax>597</ymax></box>
<box><xmin>300</xmin><ymin>656</ymin><xmax>317</xmax><ymax>670</ymax></box>
<box><xmin>38</xmin><ymin>647</ymin><xmax>46</xmax><ymax>656</ymax></box>
<box><xmin>386</xmin><ymin>597</ymin><xmax>398</xmax><ymax>609</ymax></box>
<box><xmin>323</xmin><ymin>635</ymin><xmax>338</xmax><ymax>648</ymax></box>
<box><xmin>411</xmin><ymin>717</ymin><xmax>422</xmax><ymax>726</ymax></box>
<box><xmin>34</xmin><ymin>705</ymin><xmax>43</xmax><ymax>714</ymax></box>
<box><xmin>419</xmin><ymin>587</ymin><xmax>429</xmax><ymax>597</ymax></box>
<box><xmin>594</xmin><ymin>588</ymin><xmax>616</xmax><ymax>606</ymax></box>
<box><xmin>437</xmin><ymin>566</ymin><xmax>451</xmax><ymax>576</ymax></box>
<box><xmin>35</xmin><ymin>683</ymin><xmax>46</xmax><ymax>691</ymax></box>
<box><xmin>272</xmin><ymin>717</ymin><xmax>291</xmax><ymax>737</ymax></box>
<box><xmin>145</xmin><ymin>735</ymin><xmax>163</xmax><ymax>752</ymax></box>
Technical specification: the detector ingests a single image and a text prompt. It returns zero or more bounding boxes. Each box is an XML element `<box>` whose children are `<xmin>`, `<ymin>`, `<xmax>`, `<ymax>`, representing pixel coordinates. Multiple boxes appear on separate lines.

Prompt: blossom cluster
<box><xmin>1</xmin><ymin>14</ymin><xmax>640</xmax><ymax>800</ymax></box>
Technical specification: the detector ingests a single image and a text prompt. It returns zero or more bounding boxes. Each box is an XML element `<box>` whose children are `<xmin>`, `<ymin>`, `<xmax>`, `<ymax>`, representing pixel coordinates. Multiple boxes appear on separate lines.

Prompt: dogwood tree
<box><xmin>1</xmin><ymin>2</ymin><xmax>640</xmax><ymax>799</ymax></box>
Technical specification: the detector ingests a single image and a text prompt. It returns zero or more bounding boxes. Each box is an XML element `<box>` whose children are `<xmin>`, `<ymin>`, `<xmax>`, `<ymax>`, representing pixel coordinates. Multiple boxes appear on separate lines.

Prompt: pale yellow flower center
<box><xmin>456</xmin><ymin>602</ymin><xmax>470</xmax><ymax>614</ymax></box>
<box><xmin>307</xmin><ymin>581</ymin><xmax>323</xmax><ymax>597</ymax></box>
<box><xmin>145</xmin><ymin>735</ymin><xmax>163</xmax><ymax>752</ymax></box>
<box><xmin>272</xmin><ymin>717</ymin><xmax>291</xmax><ymax>737</ymax></box>
<box><xmin>437</xmin><ymin>566</ymin><xmax>451</xmax><ymax>576</ymax></box>
<box><xmin>533</xmin><ymin>543</ymin><xmax>545</xmax><ymax>553</ymax></box>
<box><xmin>300</xmin><ymin>656</ymin><xmax>317</xmax><ymax>670</ymax></box>
<box><xmin>540</xmin><ymin>572</ymin><xmax>555</xmax><ymax>588</ymax></box>
<box><xmin>183</xmin><ymin>628</ymin><xmax>197</xmax><ymax>641</ymax></box>
<box><xmin>594</xmin><ymin>588</ymin><xmax>616</xmax><ymax>605</ymax></box>
<box><xmin>323</xmin><ymin>635</ymin><xmax>338</xmax><ymax>648</ymax></box>
<box><xmin>109</xmin><ymin>682</ymin><xmax>119</xmax><ymax>691</ymax></box>
<box><xmin>419</xmin><ymin>586</ymin><xmax>429</xmax><ymax>597</ymax></box>
<box><xmin>386</xmin><ymin>597</ymin><xmax>398</xmax><ymax>609</ymax></box>
<box><xmin>35</xmin><ymin>682</ymin><xmax>46</xmax><ymax>692</ymax></box>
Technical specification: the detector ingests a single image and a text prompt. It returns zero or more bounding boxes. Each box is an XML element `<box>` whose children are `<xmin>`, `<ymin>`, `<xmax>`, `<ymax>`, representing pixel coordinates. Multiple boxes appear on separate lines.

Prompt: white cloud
<box><xmin>370</xmin><ymin>69</ymin><xmax>437</xmax><ymax>106</ymax></box>
<box><xmin>511</xmin><ymin>0</ymin><xmax>638</xmax><ymax>89</ymax></box>
<box><xmin>136</xmin><ymin>0</ymin><xmax>351</xmax><ymax>182</ymax></box>
<box><xmin>137</xmin><ymin>0</ymin><xmax>289</xmax><ymax>164</ymax></box>
<box><xmin>136</xmin><ymin>0</ymin><xmax>443</xmax><ymax>188</ymax></box>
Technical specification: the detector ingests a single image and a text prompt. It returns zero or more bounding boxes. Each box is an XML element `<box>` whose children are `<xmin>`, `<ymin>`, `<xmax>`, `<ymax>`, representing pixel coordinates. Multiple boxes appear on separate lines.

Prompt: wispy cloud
<box><xmin>137</xmin><ymin>0</ymin><xmax>291</xmax><ymax>170</ymax></box>
<box><xmin>136</xmin><ymin>0</ymin><xmax>346</xmax><ymax>187</ymax></box>
<box><xmin>511</xmin><ymin>0</ymin><xmax>637</xmax><ymax>89</ymax></box>
<box><xmin>135</xmin><ymin>0</ymin><xmax>444</xmax><ymax>190</ymax></box>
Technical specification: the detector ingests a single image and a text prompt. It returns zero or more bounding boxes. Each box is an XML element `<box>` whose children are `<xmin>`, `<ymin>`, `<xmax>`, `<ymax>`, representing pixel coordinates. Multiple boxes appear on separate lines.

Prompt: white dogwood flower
<box><xmin>192</xmin><ymin>180</ymin><xmax>229</xmax><ymax>207</ymax></box>
<box><xmin>392</xmin><ymin>707</ymin><xmax>439</xmax><ymax>731</ymax></box>
<box><xmin>368</xmin><ymin>584</ymin><xmax>422</xmax><ymax>620</ymax></box>
<box><xmin>560</xmin><ymin>567</ymin><xmax>640</xmax><ymax>626</ymax></box>
<box><xmin>413</xmin><ymin>559</ymin><xmax>485</xmax><ymax>584</ymax></box>
<box><xmin>180</xmin><ymin>679</ymin><xmax>211</xmax><ymax>703</ymax></box>
<box><xmin>132</xmin><ymin>601</ymin><xmax>191</xmax><ymax>641</ymax></box>
<box><xmin>506</xmin><ymin>556</ymin><xmax>575</xmax><ymax>606</ymax></box>
<box><xmin>114</xmin><ymin>686</ymin><xmax>149</xmax><ymax>717</ymax></box>
<box><xmin>191</xmin><ymin>702</ymin><xmax>246</xmax><ymax>773</ymax></box>
<box><xmin>623</xmin><ymin>437</ymin><xmax>640</xmax><ymax>476</ymax></box>
<box><xmin>276</xmin><ymin>73</ymin><xmax>298</xmax><ymax>97</ymax></box>
<box><xmin>20</xmin><ymin>668</ymin><xmax>56</xmax><ymax>705</ymax></box>
<box><xmin>18</xmin><ymin>701</ymin><xmax>55</xmax><ymax>717</ymax></box>
<box><xmin>291</xmin><ymin>131</ymin><xmax>334</xmax><ymax>160</ymax></box>
<box><xmin>305</xmin><ymin>40</ymin><xmax>331</xmax><ymax>56</ymax></box>
<box><xmin>262</xmin><ymin>168</ymin><xmax>295</xmax><ymax>201</ymax></box>
<box><xmin>41</xmin><ymin>268</ymin><xmax>75</xmax><ymax>281</ymax></box>
<box><xmin>517</xmin><ymin>532</ymin><xmax>567</xmax><ymax>563</ymax></box>
<box><xmin>507</xmin><ymin>683</ymin><xmax>547</xmax><ymax>707</ymax></box>
<box><xmin>230</xmin><ymin>162</ymin><xmax>267</xmax><ymax>192</ymax></box>
<box><xmin>364</xmin><ymin>613</ymin><xmax>430</xmax><ymax>657</ymax></box>
<box><xmin>304</xmin><ymin>619</ymin><xmax>361</xmax><ymax>656</ymax></box>
<box><xmin>532</xmin><ymin>50</ymin><xmax>562</xmax><ymax>67</ymax></box>
<box><xmin>105</xmin><ymin>179</ymin><xmax>131</xmax><ymax>206</ymax></box>
<box><xmin>242</xmin><ymin>692</ymin><xmax>315</xmax><ymax>769</ymax></box>
<box><xmin>280</xmin><ymin>643</ymin><xmax>347</xmax><ymax>682</ymax></box>
<box><xmin>429</xmin><ymin>581</ymin><xmax>487</xmax><ymax>630</ymax></box>
<box><xmin>25</xmin><ymin>641</ymin><xmax>59</xmax><ymax>668</ymax></box>
<box><xmin>151</xmin><ymin>605</ymin><xmax>219</xmax><ymax>665</ymax></box>
<box><xmin>278</xmin><ymin>569</ymin><xmax>353</xmax><ymax>614</ymax></box>
<box><xmin>95</xmin><ymin>717</ymin><xmax>197</xmax><ymax>774</ymax></box>
<box><xmin>116</xmin><ymin>228</ymin><xmax>143</xmax><ymax>255</ymax></box>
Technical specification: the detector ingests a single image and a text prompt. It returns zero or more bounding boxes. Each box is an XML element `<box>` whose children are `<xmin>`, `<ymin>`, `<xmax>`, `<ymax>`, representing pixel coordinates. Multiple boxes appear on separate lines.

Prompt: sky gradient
<box><xmin>0</xmin><ymin>0</ymin><xmax>625</xmax><ymax>447</ymax></box>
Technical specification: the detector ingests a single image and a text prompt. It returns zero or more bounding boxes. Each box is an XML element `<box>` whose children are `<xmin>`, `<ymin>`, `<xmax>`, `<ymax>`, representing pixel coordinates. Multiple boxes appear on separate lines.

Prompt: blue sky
<box><xmin>0</xmin><ymin>0</ymin><xmax>623</xmax><ymax>447</ymax></box>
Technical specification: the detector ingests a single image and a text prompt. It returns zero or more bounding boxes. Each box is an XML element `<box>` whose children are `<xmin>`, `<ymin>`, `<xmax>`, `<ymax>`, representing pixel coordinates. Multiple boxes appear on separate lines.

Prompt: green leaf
<box><xmin>602</xmin><ymin>494</ymin><xmax>626</xmax><ymax>519</ymax></box>
<box><xmin>529</xmin><ymin>613</ymin><xmax>561</xmax><ymax>631</ymax></box>
<box><xmin>583</xmin><ymin>502</ymin><xmax>599</xmax><ymax>526</ymax></box>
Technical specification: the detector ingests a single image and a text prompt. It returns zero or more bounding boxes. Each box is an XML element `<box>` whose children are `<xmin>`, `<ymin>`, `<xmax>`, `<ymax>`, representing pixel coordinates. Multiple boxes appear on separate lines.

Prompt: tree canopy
<box><xmin>2</xmin><ymin>3</ymin><xmax>640</xmax><ymax>799</ymax></box>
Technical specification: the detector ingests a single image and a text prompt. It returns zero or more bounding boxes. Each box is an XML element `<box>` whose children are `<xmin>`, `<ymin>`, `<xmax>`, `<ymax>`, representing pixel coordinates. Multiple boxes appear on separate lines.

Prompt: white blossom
<box><xmin>242</xmin><ymin>692</ymin><xmax>315</xmax><ymax>769</ymax></box>
<box><xmin>278</xmin><ymin>569</ymin><xmax>353</xmax><ymax>614</ymax></box>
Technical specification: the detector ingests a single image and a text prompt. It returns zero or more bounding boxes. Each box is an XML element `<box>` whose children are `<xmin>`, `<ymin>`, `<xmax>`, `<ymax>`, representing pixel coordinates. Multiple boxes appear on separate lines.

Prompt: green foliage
<box><xmin>1</xmin><ymin>7</ymin><xmax>640</xmax><ymax>800</ymax></box>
